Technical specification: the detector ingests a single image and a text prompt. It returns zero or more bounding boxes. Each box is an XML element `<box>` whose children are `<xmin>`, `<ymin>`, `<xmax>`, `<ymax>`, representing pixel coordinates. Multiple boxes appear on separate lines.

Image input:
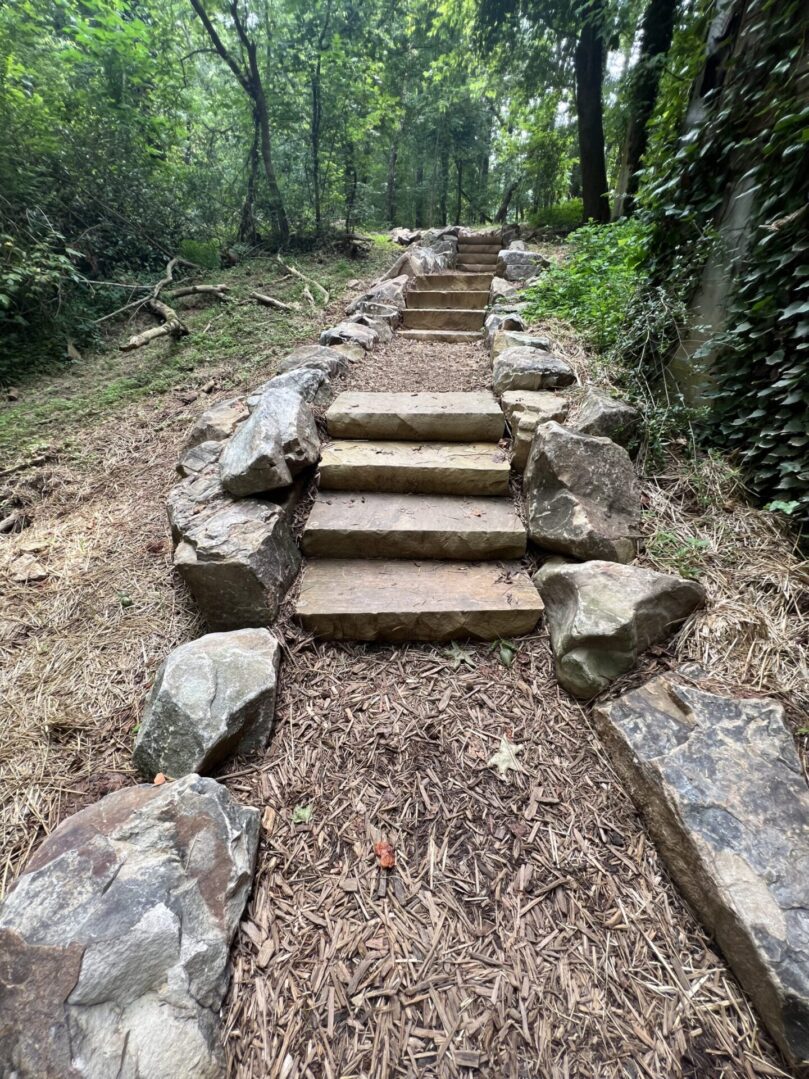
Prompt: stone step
<box><xmin>407</xmin><ymin>289</ymin><xmax>490</xmax><ymax>310</ymax></box>
<box><xmin>318</xmin><ymin>440</ymin><xmax>510</xmax><ymax>495</ymax></box>
<box><xmin>457</xmin><ymin>264</ymin><xmax>498</xmax><ymax>274</ymax></box>
<box><xmin>458</xmin><ymin>252</ymin><xmax>498</xmax><ymax>266</ymax></box>
<box><xmin>402</xmin><ymin>308</ymin><xmax>485</xmax><ymax>331</ymax></box>
<box><xmin>398</xmin><ymin>329</ymin><xmax>482</xmax><ymax>343</ymax></box>
<box><xmin>459</xmin><ymin>243</ymin><xmax>503</xmax><ymax>255</ymax></box>
<box><xmin>296</xmin><ymin>559</ymin><xmax>543</xmax><ymax>641</ymax></box>
<box><xmin>412</xmin><ymin>273</ymin><xmax>492</xmax><ymax>291</ymax></box>
<box><xmin>326</xmin><ymin>391</ymin><xmax>504</xmax><ymax>442</ymax></box>
<box><xmin>302</xmin><ymin>492</ymin><xmax>526</xmax><ymax>559</ymax></box>
<box><xmin>459</xmin><ymin>234</ymin><xmax>502</xmax><ymax>247</ymax></box>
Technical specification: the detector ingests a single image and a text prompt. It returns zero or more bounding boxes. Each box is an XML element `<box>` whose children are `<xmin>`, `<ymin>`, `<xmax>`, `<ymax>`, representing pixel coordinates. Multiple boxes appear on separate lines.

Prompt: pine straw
<box><xmin>0</xmin><ymin>300</ymin><xmax>806</xmax><ymax>1077</ymax></box>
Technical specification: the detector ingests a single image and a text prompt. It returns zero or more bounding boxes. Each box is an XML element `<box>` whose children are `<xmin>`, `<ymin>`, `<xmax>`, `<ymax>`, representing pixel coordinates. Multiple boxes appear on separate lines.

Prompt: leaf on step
<box><xmin>442</xmin><ymin>642</ymin><xmax>476</xmax><ymax>670</ymax></box>
<box><xmin>494</xmin><ymin>639</ymin><xmax>517</xmax><ymax>667</ymax></box>
<box><xmin>487</xmin><ymin>737</ymin><xmax>524</xmax><ymax>780</ymax></box>
<box><xmin>374</xmin><ymin>840</ymin><xmax>396</xmax><ymax>868</ymax></box>
<box><xmin>292</xmin><ymin>804</ymin><xmax>313</xmax><ymax>824</ymax></box>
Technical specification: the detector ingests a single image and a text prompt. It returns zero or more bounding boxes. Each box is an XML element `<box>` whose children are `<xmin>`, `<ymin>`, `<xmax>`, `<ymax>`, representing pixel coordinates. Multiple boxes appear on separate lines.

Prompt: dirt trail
<box><xmin>222</xmin><ymin>334</ymin><xmax>789</xmax><ymax>1078</ymax></box>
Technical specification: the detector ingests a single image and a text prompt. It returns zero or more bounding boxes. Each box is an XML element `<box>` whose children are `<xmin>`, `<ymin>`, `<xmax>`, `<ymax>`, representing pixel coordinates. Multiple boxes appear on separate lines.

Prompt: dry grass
<box><xmin>0</xmin><ymin>264</ymin><xmax>807</xmax><ymax>1078</ymax></box>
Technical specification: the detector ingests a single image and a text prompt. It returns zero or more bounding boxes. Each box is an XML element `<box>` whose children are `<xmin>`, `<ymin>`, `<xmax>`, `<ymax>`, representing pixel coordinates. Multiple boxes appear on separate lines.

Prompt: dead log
<box><xmin>170</xmin><ymin>284</ymin><xmax>231</xmax><ymax>299</ymax></box>
<box><xmin>118</xmin><ymin>257</ymin><xmax>191</xmax><ymax>351</ymax></box>
<box><xmin>275</xmin><ymin>256</ymin><xmax>329</xmax><ymax>305</ymax></box>
<box><xmin>249</xmin><ymin>291</ymin><xmax>300</xmax><ymax>312</ymax></box>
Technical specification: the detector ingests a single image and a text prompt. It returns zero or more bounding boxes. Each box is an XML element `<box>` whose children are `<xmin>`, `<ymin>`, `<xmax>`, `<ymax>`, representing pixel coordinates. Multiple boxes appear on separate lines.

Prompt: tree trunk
<box><xmin>574</xmin><ymin>0</ymin><xmax>610</xmax><ymax>223</ymax></box>
<box><xmin>415</xmin><ymin>162</ymin><xmax>425</xmax><ymax>227</ymax></box>
<box><xmin>238</xmin><ymin>119</ymin><xmax>260</xmax><ymax>244</ymax></box>
<box><xmin>454</xmin><ymin>159</ymin><xmax>463</xmax><ymax>224</ymax></box>
<box><xmin>438</xmin><ymin>139</ymin><xmax>450</xmax><ymax>226</ymax></box>
<box><xmin>494</xmin><ymin>177</ymin><xmax>520</xmax><ymax>224</ymax></box>
<box><xmin>613</xmin><ymin>0</ymin><xmax>679</xmax><ymax>218</ymax></box>
<box><xmin>311</xmin><ymin>63</ymin><xmax>323</xmax><ymax>234</ymax></box>
<box><xmin>386</xmin><ymin>138</ymin><xmax>399</xmax><ymax>226</ymax></box>
<box><xmin>344</xmin><ymin>142</ymin><xmax>358</xmax><ymax>234</ymax></box>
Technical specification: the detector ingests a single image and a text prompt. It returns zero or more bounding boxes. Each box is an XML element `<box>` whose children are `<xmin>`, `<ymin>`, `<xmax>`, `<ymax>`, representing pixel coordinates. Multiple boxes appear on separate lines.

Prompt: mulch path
<box><xmin>221</xmin><ymin>332</ymin><xmax>792</xmax><ymax>1078</ymax></box>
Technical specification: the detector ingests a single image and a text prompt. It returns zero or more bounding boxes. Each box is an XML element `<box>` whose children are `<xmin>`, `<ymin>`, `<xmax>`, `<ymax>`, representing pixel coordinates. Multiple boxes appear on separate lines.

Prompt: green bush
<box><xmin>177</xmin><ymin>239</ymin><xmax>221</xmax><ymax>270</ymax></box>
<box><xmin>528</xmin><ymin>199</ymin><xmax>583</xmax><ymax>233</ymax></box>
<box><xmin>522</xmin><ymin>219</ymin><xmax>648</xmax><ymax>353</ymax></box>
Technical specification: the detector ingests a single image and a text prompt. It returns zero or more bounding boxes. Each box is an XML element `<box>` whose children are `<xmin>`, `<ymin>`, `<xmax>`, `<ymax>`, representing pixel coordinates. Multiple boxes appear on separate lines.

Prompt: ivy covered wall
<box><xmin>637</xmin><ymin>0</ymin><xmax>809</xmax><ymax>523</ymax></box>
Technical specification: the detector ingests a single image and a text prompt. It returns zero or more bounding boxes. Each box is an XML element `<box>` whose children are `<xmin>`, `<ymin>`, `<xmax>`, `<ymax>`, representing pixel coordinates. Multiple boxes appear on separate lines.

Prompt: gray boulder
<box><xmin>490</xmin><ymin>276</ymin><xmax>520</xmax><ymax>303</ymax></box>
<box><xmin>524</xmin><ymin>422</ymin><xmax>641</xmax><ymax>562</ymax></box>
<box><xmin>572</xmin><ymin>387</ymin><xmax>642</xmax><ymax>455</ymax></box>
<box><xmin>484</xmin><ymin>311</ymin><xmax>526</xmax><ymax>348</ymax></box>
<box><xmin>0</xmin><ymin>774</ymin><xmax>259</xmax><ymax>1079</ymax></box>
<box><xmin>320</xmin><ymin>320</ymin><xmax>378</xmax><ymax>351</ymax></box>
<box><xmin>595</xmin><ymin>672</ymin><xmax>809</xmax><ymax>1068</ymax></box>
<box><xmin>491</xmin><ymin>329</ymin><xmax>553</xmax><ymax>359</ymax></box>
<box><xmin>133</xmin><ymin>628</ymin><xmax>280</xmax><ymax>778</ymax></box>
<box><xmin>250</xmin><ymin>366</ymin><xmax>329</xmax><ymax>403</ymax></box>
<box><xmin>177</xmin><ymin>439</ymin><xmax>222</xmax><ymax>478</ymax></box>
<box><xmin>183</xmin><ymin>395</ymin><xmax>249</xmax><ymax>451</ymax></box>
<box><xmin>501</xmin><ymin>390</ymin><xmax>570</xmax><ymax>472</ymax></box>
<box><xmin>346</xmin><ymin>275</ymin><xmax>409</xmax><ymax>314</ymax></box>
<box><xmin>168</xmin><ymin>468</ymin><xmax>301</xmax><ymax>630</ymax></box>
<box><xmin>220</xmin><ymin>389</ymin><xmax>320</xmax><ymax>498</ymax></box>
<box><xmin>351</xmin><ymin>300</ymin><xmax>401</xmax><ymax>326</ymax></box>
<box><xmin>493</xmin><ymin>347</ymin><xmax>576</xmax><ymax>395</ymax></box>
<box><xmin>348</xmin><ymin>312</ymin><xmax>393</xmax><ymax>344</ymax></box>
<box><xmin>276</xmin><ymin>344</ymin><xmax>347</xmax><ymax>377</ymax></box>
<box><xmin>496</xmin><ymin>248</ymin><xmax>550</xmax><ymax>281</ymax></box>
<box><xmin>536</xmin><ymin>560</ymin><xmax>705</xmax><ymax>697</ymax></box>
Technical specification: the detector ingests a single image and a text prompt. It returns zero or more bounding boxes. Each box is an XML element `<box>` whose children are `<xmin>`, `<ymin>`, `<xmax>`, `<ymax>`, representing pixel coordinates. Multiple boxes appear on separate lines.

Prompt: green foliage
<box><xmin>178</xmin><ymin>240</ymin><xmax>221</xmax><ymax>270</ymax></box>
<box><xmin>522</xmin><ymin>219</ymin><xmax>648</xmax><ymax>352</ymax></box>
<box><xmin>528</xmin><ymin>198</ymin><xmax>583</xmax><ymax>232</ymax></box>
<box><xmin>630</xmin><ymin>0</ymin><xmax>809</xmax><ymax>529</ymax></box>
<box><xmin>645</xmin><ymin>529</ymin><xmax>711</xmax><ymax>579</ymax></box>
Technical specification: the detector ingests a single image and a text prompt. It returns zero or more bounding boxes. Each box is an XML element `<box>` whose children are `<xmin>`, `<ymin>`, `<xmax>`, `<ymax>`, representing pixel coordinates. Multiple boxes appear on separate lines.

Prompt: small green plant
<box><xmin>178</xmin><ymin>238</ymin><xmax>221</xmax><ymax>270</ymax></box>
<box><xmin>528</xmin><ymin>199</ymin><xmax>583</xmax><ymax>233</ymax></box>
<box><xmin>647</xmin><ymin>529</ymin><xmax>711</xmax><ymax>579</ymax></box>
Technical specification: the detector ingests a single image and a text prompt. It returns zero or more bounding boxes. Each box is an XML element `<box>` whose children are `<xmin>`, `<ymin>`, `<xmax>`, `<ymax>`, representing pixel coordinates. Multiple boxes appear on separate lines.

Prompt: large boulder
<box><xmin>276</xmin><ymin>344</ymin><xmax>347</xmax><ymax>377</ymax></box>
<box><xmin>571</xmin><ymin>387</ymin><xmax>642</xmax><ymax>455</ymax></box>
<box><xmin>250</xmin><ymin>366</ymin><xmax>329</xmax><ymax>403</ymax></box>
<box><xmin>501</xmin><ymin>390</ymin><xmax>570</xmax><ymax>472</ymax></box>
<box><xmin>219</xmin><ymin>389</ymin><xmax>320</xmax><ymax>498</ymax></box>
<box><xmin>350</xmin><ymin>300</ymin><xmax>401</xmax><ymax>326</ymax></box>
<box><xmin>320</xmin><ymin>320</ymin><xmax>378</xmax><ymax>351</ymax></box>
<box><xmin>484</xmin><ymin>311</ymin><xmax>526</xmax><ymax>348</ymax></box>
<box><xmin>390</xmin><ymin>227</ymin><xmax>422</xmax><ymax>245</ymax></box>
<box><xmin>489</xmin><ymin>276</ymin><xmax>520</xmax><ymax>303</ymax></box>
<box><xmin>493</xmin><ymin>347</ymin><xmax>576</xmax><ymax>395</ymax></box>
<box><xmin>183</xmin><ymin>396</ymin><xmax>249</xmax><ymax>452</ymax></box>
<box><xmin>536</xmin><ymin>561</ymin><xmax>706</xmax><ymax>697</ymax></box>
<box><xmin>348</xmin><ymin>311</ymin><xmax>393</xmax><ymax>344</ymax></box>
<box><xmin>177</xmin><ymin>439</ymin><xmax>222</xmax><ymax>478</ymax></box>
<box><xmin>496</xmin><ymin>248</ymin><xmax>550</xmax><ymax>281</ymax></box>
<box><xmin>491</xmin><ymin>329</ymin><xmax>553</xmax><ymax>359</ymax></box>
<box><xmin>0</xmin><ymin>775</ymin><xmax>259</xmax><ymax>1079</ymax></box>
<box><xmin>381</xmin><ymin>238</ymin><xmax>456</xmax><ymax>281</ymax></box>
<box><xmin>345</xmin><ymin>275</ymin><xmax>409</xmax><ymax>314</ymax></box>
<box><xmin>133</xmin><ymin>628</ymin><xmax>281</xmax><ymax>778</ymax></box>
<box><xmin>595</xmin><ymin>672</ymin><xmax>809</xmax><ymax>1068</ymax></box>
<box><xmin>167</xmin><ymin>468</ymin><xmax>301</xmax><ymax>630</ymax></box>
<box><xmin>524</xmin><ymin>422</ymin><xmax>641</xmax><ymax>562</ymax></box>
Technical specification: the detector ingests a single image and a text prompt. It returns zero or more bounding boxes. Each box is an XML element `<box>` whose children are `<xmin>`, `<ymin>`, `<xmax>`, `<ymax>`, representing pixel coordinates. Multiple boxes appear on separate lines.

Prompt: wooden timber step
<box><xmin>318</xmin><ymin>440</ymin><xmax>510</xmax><ymax>495</ymax></box>
<box><xmin>411</xmin><ymin>273</ymin><xmax>492</xmax><ymax>291</ymax></box>
<box><xmin>295</xmin><ymin>559</ymin><xmax>543</xmax><ymax>641</ymax></box>
<box><xmin>458</xmin><ymin>234</ymin><xmax>502</xmax><ymax>247</ymax></box>
<box><xmin>301</xmin><ymin>492</ymin><xmax>526</xmax><ymax>559</ymax></box>
<box><xmin>459</xmin><ymin>243</ymin><xmax>503</xmax><ymax>255</ymax></box>
<box><xmin>402</xmin><ymin>308</ymin><xmax>485</xmax><ymax>331</ymax></box>
<box><xmin>406</xmin><ymin>289</ymin><xmax>490</xmax><ymax>310</ymax></box>
<box><xmin>458</xmin><ymin>251</ymin><xmax>498</xmax><ymax>265</ymax></box>
<box><xmin>397</xmin><ymin>328</ymin><xmax>482</xmax><ymax>343</ymax></box>
<box><xmin>325</xmin><ymin>391</ymin><xmax>504</xmax><ymax>442</ymax></box>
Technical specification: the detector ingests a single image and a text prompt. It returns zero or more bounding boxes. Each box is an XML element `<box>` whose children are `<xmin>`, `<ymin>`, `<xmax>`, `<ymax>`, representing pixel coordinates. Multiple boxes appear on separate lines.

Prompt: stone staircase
<box><xmin>398</xmin><ymin>232</ymin><xmax>500</xmax><ymax>344</ymax></box>
<box><xmin>295</xmin><ymin>391</ymin><xmax>542</xmax><ymax>641</ymax></box>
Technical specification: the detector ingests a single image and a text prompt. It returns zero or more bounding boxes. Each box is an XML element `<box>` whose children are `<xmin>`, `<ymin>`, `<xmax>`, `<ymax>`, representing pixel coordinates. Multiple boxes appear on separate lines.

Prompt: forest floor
<box><xmin>1</xmin><ymin>239</ymin><xmax>807</xmax><ymax>1077</ymax></box>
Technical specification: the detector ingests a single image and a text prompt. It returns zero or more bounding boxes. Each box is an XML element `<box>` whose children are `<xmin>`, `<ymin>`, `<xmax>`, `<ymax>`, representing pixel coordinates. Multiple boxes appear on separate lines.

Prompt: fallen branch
<box><xmin>170</xmin><ymin>284</ymin><xmax>231</xmax><ymax>299</ymax></box>
<box><xmin>119</xmin><ymin>258</ymin><xmax>190</xmax><ymax>351</ymax></box>
<box><xmin>249</xmin><ymin>291</ymin><xmax>300</xmax><ymax>312</ymax></box>
<box><xmin>275</xmin><ymin>255</ymin><xmax>329</xmax><ymax>305</ymax></box>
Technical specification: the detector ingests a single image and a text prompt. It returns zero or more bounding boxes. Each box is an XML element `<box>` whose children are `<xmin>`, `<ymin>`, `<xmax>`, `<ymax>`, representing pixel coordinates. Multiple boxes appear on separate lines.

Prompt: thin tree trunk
<box><xmin>495</xmin><ymin>177</ymin><xmax>520</xmax><ymax>224</ymax></box>
<box><xmin>311</xmin><ymin>65</ymin><xmax>322</xmax><ymax>234</ymax></box>
<box><xmin>344</xmin><ymin>142</ymin><xmax>358</xmax><ymax>234</ymax></box>
<box><xmin>238</xmin><ymin>119</ymin><xmax>260</xmax><ymax>244</ymax></box>
<box><xmin>574</xmin><ymin>0</ymin><xmax>610</xmax><ymax>223</ymax></box>
<box><xmin>454</xmin><ymin>160</ymin><xmax>463</xmax><ymax>224</ymax></box>
<box><xmin>438</xmin><ymin>138</ymin><xmax>450</xmax><ymax>226</ymax></box>
<box><xmin>614</xmin><ymin>0</ymin><xmax>679</xmax><ymax>217</ymax></box>
<box><xmin>386</xmin><ymin>138</ymin><xmax>399</xmax><ymax>226</ymax></box>
<box><xmin>415</xmin><ymin>162</ymin><xmax>425</xmax><ymax>227</ymax></box>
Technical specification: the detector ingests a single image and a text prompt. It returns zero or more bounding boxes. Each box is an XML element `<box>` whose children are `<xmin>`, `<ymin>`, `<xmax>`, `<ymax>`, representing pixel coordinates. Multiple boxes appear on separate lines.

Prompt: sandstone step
<box><xmin>458</xmin><ymin>252</ymin><xmax>498</xmax><ymax>266</ymax></box>
<box><xmin>457</xmin><ymin>264</ymin><xmax>497</xmax><ymax>274</ymax></box>
<box><xmin>459</xmin><ymin>243</ymin><xmax>503</xmax><ymax>255</ymax></box>
<box><xmin>402</xmin><ymin>308</ymin><xmax>485</xmax><ymax>331</ymax></box>
<box><xmin>302</xmin><ymin>492</ymin><xmax>526</xmax><ymax>559</ymax></box>
<box><xmin>296</xmin><ymin>559</ymin><xmax>543</xmax><ymax>641</ymax></box>
<box><xmin>326</xmin><ymin>391</ymin><xmax>504</xmax><ymax>442</ymax></box>
<box><xmin>459</xmin><ymin>234</ymin><xmax>502</xmax><ymax>247</ymax></box>
<box><xmin>407</xmin><ymin>289</ymin><xmax>490</xmax><ymax>310</ymax></box>
<box><xmin>318</xmin><ymin>440</ymin><xmax>510</xmax><ymax>495</ymax></box>
<box><xmin>398</xmin><ymin>329</ymin><xmax>482</xmax><ymax>343</ymax></box>
<box><xmin>412</xmin><ymin>273</ymin><xmax>492</xmax><ymax>291</ymax></box>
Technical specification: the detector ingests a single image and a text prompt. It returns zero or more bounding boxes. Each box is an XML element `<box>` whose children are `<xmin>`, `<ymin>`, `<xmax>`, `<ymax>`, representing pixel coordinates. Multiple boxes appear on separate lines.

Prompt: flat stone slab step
<box><xmin>459</xmin><ymin>244</ymin><xmax>502</xmax><ymax>254</ymax></box>
<box><xmin>412</xmin><ymin>273</ymin><xmax>492</xmax><ymax>291</ymax></box>
<box><xmin>296</xmin><ymin>559</ymin><xmax>543</xmax><ymax>641</ymax></box>
<box><xmin>402</xmin><ymin>308</ymin><xmax>485</xmax><ymax>331</ymax></box>
<box><xmin>407</xmin><ymin>289</ymin><xmax>490</xmax><ymax>310</ymax></box>
<box><xmin>457</xmin><ymin>264</ymin><xmax>498</xmax><ymax>274</ymax></box>
<box><xmin>302</xmin><ymin>492</ymin><xmax>526</xmax><ymax>559</ymax></box>
<box><xmin>318</xmin><ymin>440</ymin><xmax>510</xmax><ymax>495</ymax></box>
<box><xmin>459</xmin><ymin>234</ymin><xmax>502</xmax><ymax>247</ymax></box>
<box><xmin>326</xmin><ymin>391</ymin><xmax>505</xmax><ymax>442</ymax></box>
<box><xmin>398</xmin><ymin>329</ymin><xmax>482</xmax><ymax>343</ymax></box>
<box><xmin>458</xmin><ymin>252</ymin><xmax>498</xmax><ymax>264</ymax></box>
